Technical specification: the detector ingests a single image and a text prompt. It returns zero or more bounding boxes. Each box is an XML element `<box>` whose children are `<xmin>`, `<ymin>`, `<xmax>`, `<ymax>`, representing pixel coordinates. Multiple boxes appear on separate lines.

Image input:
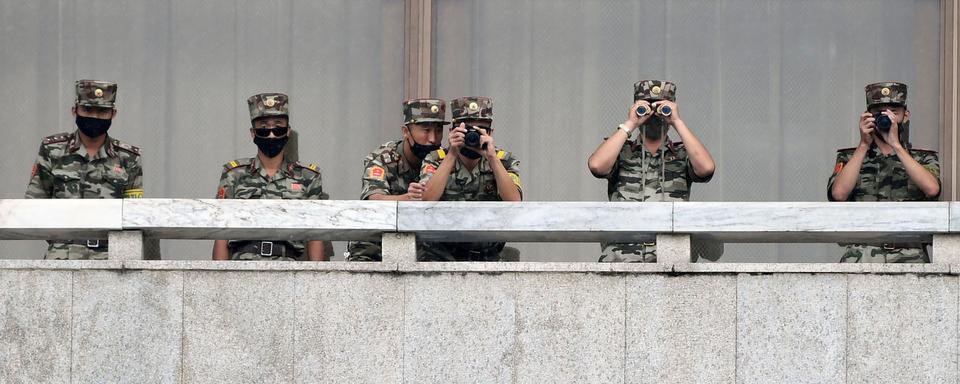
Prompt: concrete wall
<box><xmin>1</xmin><ymin>260</ymin><xmax>957</xmax><ymax>383</ymax></box>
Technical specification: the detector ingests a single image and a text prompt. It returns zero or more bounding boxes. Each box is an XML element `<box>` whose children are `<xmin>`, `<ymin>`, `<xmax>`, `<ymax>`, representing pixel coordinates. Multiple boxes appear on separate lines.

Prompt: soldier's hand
<box><xmin>449</xmin><ymin>123</ymin><xmax>467</xmax><ymax>153</ymax></box>
<box><xmin>858</xmin><ymin>112</ymin><xmax>875</xmax><ymax>147</ymax></box>
<box><xmin>479</xmin><ymin>129</ymin><xmax>497</xmax><ymax>160</ymax></box>
<box><xmin>881</xmin><ymin>109</ymin><xmax>903</xmax><ymax>149</ymax></box>
<box><xmin>652</xmin><ymin>100</ymin><xmax>680</xmax><ymax>125</ymax></box>
<box><xmin>406</xmin><ymin>182</ymin><xmax>425</xmax><ymax>201</ymax></box>
<box><xmin>625</xmin><ymin>100</ymin><xmax>652</xmax><ymax>131</ymax></box>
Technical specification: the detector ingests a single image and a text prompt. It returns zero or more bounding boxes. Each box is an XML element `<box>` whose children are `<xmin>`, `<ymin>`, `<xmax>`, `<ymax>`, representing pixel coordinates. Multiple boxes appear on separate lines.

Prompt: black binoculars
<box><xmin>636</xmin><ymin>104</ymin><xmax>673</xmax><ymax>117</ymax></box>
<box><xmin>873</xmin><ymin>113</ymin><xmax>892</xmax><ymax>133</ymax></box>
<box><xmin>464</xmin><ymin>126</ymin><xmax>487</xmax><ymax>149</ymax></box>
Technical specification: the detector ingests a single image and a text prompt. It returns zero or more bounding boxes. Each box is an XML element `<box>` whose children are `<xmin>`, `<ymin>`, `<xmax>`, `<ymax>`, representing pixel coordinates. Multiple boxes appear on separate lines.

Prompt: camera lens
<box><xmin>464</xmin><ymin>129</ymin><xmax>482</xmax><ymax>148</ymax></box>
<box><xmin>875</xmin><ymin>113</ymin><xmax>892</xmax><ymax>132</ymax></box>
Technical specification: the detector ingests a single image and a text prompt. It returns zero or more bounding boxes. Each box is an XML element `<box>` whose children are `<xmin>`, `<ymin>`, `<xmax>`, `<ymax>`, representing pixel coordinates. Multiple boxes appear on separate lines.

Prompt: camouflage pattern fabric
<box><xmin>247</xmin><ymin>93</ymin><xmax>289</xmax><ymax>121</ymax></box>
<box><xmin>418</xmin><ymin>147</ymin><xmax>522</xmax><ymax>261</ymax></box>
<box><xmin>75</xmin><ymin>80</ymin><xmax>117</xmax><ymax>108</ymax></box>
<box><xmin>828</xmin><ymin>145</ymin><xmax>940</xmax><ymax>263</ymax></box>
<box><xmin>216</xmin><ymin>156</ymin><xmax>326</xmax><ymax>260</ymax></box>
<box><xmin>25</xmin><ymin>130</ymin><xmax>143</xmax><ymax>259</ymax></box>
<box><xmin>403</xmin><ymin>99</ymin><xmax>450</xmax><ymax>125</ymax></box>
<box><xmin>865</xmin><ymin>82</ymin><xmax>907</xmax><ymax>108</ymax></box>
<box><xmin>450</xmin><ymin>96</ymin><xmax>493</xmax><ymax>121</ymax></box>
<box><xmin>633</xmin><ymin>80</ymin><xmax>677</xmax><ymax>102</ymax></box>
<box><xmin>601</xmin><ymin>140</ymin><xmax>712</xmax><ymax>262</ymax></box>
<box><xmin>347</xmin><ymin>140</ymin><xmax>422</xmax><ymax>261</ymax></box>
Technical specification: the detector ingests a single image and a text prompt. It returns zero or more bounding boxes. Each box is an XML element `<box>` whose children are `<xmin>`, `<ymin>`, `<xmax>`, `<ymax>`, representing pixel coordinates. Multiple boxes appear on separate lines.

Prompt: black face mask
<box><xmin>408</xmin><ymin>138</ymin><xmax>440</xmax><ymax>160</ymax></box>
<box><xmin>76</xmin><ymin>116</ymin><xmax>111</xmax><ymax>138</ymax></box>
<box><xmin>642</xmin><ymin>118</ymin><xmax>667</xmax><ymax>141</ymax></box>
<box><xmin>254</xmin><ymin>136</ymin><xmax>289</xmax><ymax>158</ymax></box>
<box><xmin>460</xmin><ymin>147</ymin><xmax>483</xmax><ymax>160</ymax></box>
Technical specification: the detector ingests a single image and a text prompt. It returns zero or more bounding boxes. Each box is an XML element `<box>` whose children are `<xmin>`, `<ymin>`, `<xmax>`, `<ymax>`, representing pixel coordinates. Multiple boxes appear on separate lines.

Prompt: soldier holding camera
<box><xmin>588</xmin><ymin>80</ymin><xmax>715</xmax><ymax>262</ymax></box>
<box><xmin>419</xmin><ymin>96</ymin><xmax>522</xmax><ymax>261</ymax></box>
<box><xmin>346</xmin><ymin>99</ymin><xmax>448</xmax><ymax>261</ymax></box>
<box><xmin>828</xmin><ymin>82</ymin><xmax>940</xmax><ymax>263</ymax></box>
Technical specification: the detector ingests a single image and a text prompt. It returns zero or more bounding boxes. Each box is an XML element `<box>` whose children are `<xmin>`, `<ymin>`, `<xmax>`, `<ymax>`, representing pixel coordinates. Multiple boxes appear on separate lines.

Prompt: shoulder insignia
<box><xmin>41</xmin><ymin>133</ymin><xmax>71</xmax><ymax>145</ymax></box>
<box><xmin>438</xmin><ymin>148</ymin><xmax>447</xmax><ymax>159</ymax></box>
<box><xmin>224</xmin><ymin>158</ymin><xmax>253</xmax><ymax>172</ymax></box>
<box><xmin>295</xmin><ymin>162</ymin><xmax>321</xmax><ymax>175</ymax></box>
<box><xmin>112</xmin><ymin>140</ymin><xmax>141</xmax><ymax>155</ymax></box>
<box><xmin>497</xmin><ymin>150</ymin><xmax>506</xmax><ymax>160</ymax></box>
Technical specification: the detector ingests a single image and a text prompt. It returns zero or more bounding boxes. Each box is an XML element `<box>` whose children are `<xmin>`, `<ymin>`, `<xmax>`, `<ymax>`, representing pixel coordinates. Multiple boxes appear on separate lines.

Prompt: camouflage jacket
<box><xmin>360</xmin><ymin>140</ymin><xmax>420</xmax><ymax>199</ymax></box>
<box><xmin>26</xmin><ymin>130</ymin><xmax>143</xmax><ymax>199</ymax></box>
<box><xmin>827</xmin><ymin>145</ymin><xmax>940</xmax><ymax>201</ymax></box>
<box><xmin>419</xmin><ymin>148</ymin><xmax>522</xmax><ymax>201</ymax></box>
<box><xmin>216</xmin><ymin>157</ymin><xmax>325</xmax><ymax>258</ymax></box>
<box><xmin>605</xmin><ymin>139</ymin><xmax>712</xmax><ymax>203</ymax></box>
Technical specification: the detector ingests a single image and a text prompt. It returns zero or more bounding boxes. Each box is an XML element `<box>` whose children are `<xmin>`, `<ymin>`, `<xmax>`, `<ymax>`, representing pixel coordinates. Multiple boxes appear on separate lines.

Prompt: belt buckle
<box><xmin>643</xmin><ymin>242</ymin><xmax>656</xmax><ymax>247</ymax></box>
<box><xmin>260</xmin><ymin>241</ymin><xmax>274</xmax><ymax>257</ymax></box>
<box><xmin>882</xmin><ymin>243</ymin><xmax>897</xmax><ymax>250</ymax></box>
<box><xmin>86</xmin><ymin>240</ymin><xmax>100</xmax><ymax>248</ymax></box>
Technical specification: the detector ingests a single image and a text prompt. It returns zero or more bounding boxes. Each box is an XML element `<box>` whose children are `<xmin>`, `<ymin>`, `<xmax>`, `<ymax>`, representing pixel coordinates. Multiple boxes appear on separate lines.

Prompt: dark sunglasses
<box><xmin>253</xmin><ymin>126</ymin><xmax>290</xmax><ymax>138</ymax></box>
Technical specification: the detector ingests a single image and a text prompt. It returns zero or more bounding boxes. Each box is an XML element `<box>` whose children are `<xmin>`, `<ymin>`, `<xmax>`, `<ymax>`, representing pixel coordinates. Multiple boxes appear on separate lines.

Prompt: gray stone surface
<box><xmin>0</xmin><ymin>199</ymin><xmax>121</xmax><ymax>240</ymax></box>
<box><xmin>626</xmin><ymin>274</ymin><xmax>736</xmax><ymax>383</ymax></box>
<box><xmin>736</xmin><ymin>274</ymin><xmax>846</xmax><ymax>384</ymax></box>
<box><xmin>0</xmin><ymin>270</ymin><xmax>72</xmax><ymax>383</ymax></box>
<box><xmin>675</xmin><ymin>201</ymin><xmax>949</xmax><ymax>243</ymax></box>
<box><xmin>656</xmin><ymin>233</ymin><xmax>691</xmax><ymax>263</ymax></box>
<box><xmin>182</xmin><ymin>271</ymin><xmax>296</xmax><ymax>383</ymax></box>
<box><xmin>846</xmin><ymin>274</ymin><xmax>958</xmax><ymax>383</ymax></box>
<box><xmin>122</xmin><ymin>259</ymin><xmax>399</xmax><ymax>272</ymax></box>
<box><xmin>932</xmin><ymin>234</ymin><xmax>960</xmax><ymax>264</ymax></box>
<box><xmin>122</xmin><ymin>198</ymin><xmax>397</xmax><ymax>241</ymax></box>
<box><xmin>295</xmin><ymin>272</ymin><xmax>403</xmax><ymax>384</ymax></box>
<box><xmin>108</xmin><ymin>230</ymin><xmax>144</xmax><ymax>260</ymax></box>
<box><xmin>515</xmin><ymin>273</ymin><xmax>625</xmax><ymax>384</ymax></box>
<box><xmin>398</xmin><ymin>201</ymin><xmax>669</xmax><ymax>242</ymax></box>
<box><xmin>403</xmin><ymin>273</ymin><xmax>519</xmax><ymax>383</ymax></box>
<box><xmin>672</xmin><ymin>262</ymin><xmax>952</xmax><ymax>275</ymax></box>
<box><xmin>381</xmin><ymin>232</ymin><xmax>417</xmax><ymax>264</ymax></box>
<box><xmin>71</xmin><ymin>270</ymin><xmax>184</xmax><ymax>383</ymax></box>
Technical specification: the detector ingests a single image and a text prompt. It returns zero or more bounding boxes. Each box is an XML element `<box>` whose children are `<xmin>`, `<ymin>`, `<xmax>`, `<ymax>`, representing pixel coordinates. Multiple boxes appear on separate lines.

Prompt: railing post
<box><xmin>381</xmin><ymin>232</ymin><xmax>417</xmax><ymax>264</ymax></box>
<box><xmin>108</xmin><ymin>230</ymin><xmax>144</xmax><ymax>260</ymax></box>
<box><xmin>657</xmin><ymin>233</ymin><xmax>692</xmax><ymax>263</ymax></box>
<box><xmin>932</xmin><ymin>234</ymin><xmax>960</xmax><ymax>264</ymax></box>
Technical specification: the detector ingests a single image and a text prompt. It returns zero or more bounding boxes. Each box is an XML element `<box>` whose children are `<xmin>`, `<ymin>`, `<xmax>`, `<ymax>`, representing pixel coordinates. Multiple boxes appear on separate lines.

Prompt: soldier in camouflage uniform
<box><xmin>346</xmin><ymin>99</ymin><xmax>448</xmax><ymax>261</ymax></box>
<box><xmin>212</xmin><ymin>93</ymin><xmax>329</xmax><ymax>261</ymax></box>
<box><xmin>419</xmin><ymin>97</ymin><xmax>523</xmax><ymax>261</ymax></box>
<box><xmin>588</xmin><ymin>80</ymin><xmax>716</xmax><ymax>262</ymax></box>
<box><xmin>25</xmin><ymin>80</ymin><xmax>143</xmax><ymax>260</ymax></box>
<box><xmin>828</xmin><ymin>82</ymin><xmax>940</xmax><ymax>263</ymax></box>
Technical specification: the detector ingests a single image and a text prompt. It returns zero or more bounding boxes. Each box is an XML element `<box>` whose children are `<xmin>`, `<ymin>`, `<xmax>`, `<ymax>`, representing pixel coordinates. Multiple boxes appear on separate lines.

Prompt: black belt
<box><xmin>229</xmin><ymin>241</ymin><xmax>298</xmax><ymax>258</ymax></box>
<box><xmin>58</xmin><ymin>239</ymin><xmax>109</xmax><ymax>250</ymax></box>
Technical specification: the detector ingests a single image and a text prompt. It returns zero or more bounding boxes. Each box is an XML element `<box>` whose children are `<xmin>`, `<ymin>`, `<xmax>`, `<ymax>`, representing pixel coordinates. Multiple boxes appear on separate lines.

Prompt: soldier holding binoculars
<box><xmin>588</xmin><ymin>80</ymin><xmax>715</xmax><ymax>262</ymax></box>
<box><xmin>828</xmin><ymin>82</ymin><xmax>940</xmax><ymax>263</ymax></box>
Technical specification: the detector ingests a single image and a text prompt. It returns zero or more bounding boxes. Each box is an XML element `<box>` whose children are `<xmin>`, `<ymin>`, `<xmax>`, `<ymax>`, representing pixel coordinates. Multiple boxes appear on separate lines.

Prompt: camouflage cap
<box><xmin>633</xmin><ymin>80</ymin><xmax>677</xmax><ymax>102</ymax></box>
<box><xmin>451</xmin><ymin>96</ymin><xmax>493</xmax><ymax>122</ymax></box>
<box><xmin>403</xmin><ymin>98</ymin><xmax>450</xmax><ymax>125</ymax></box>
<box><xmin>865</xmin><ymin>82</ymin><xmax>907</xmax><ymax>108</ymax></box>
<box><xmin>247</xmin><ymin>93</ymin><xmax>289</xmax><ymax>121</ymax></box>
<box><xmin>75</xmin><ymin>80</ymin><xmax>117</xmax><ymax>108</ymax></box>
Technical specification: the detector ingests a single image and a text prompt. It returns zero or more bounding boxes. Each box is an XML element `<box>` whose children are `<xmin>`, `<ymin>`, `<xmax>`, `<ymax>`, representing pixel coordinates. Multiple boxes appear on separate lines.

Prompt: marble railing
<box><xmin>1</xmin><ymin>199</ymin><xmax>958</xmax><ymax>262</ymax></box>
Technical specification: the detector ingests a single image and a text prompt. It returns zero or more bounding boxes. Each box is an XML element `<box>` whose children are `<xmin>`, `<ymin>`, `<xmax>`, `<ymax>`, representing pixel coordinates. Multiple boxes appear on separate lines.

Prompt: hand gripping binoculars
<box><xmin>636</xmin><ymin>103</ymin><xmax>673</xmax><ymax>118</ymax></box>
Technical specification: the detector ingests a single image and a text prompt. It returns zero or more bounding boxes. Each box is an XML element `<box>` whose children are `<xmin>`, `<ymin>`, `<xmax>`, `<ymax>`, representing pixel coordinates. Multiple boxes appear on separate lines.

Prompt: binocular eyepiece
<box><xmin>873</xmin><ymin>113</ymin><xmax>892</xmax><ymax>133</ymax></box>
<box><xmin>636</xmin><ymin>104</ymin><xmax>673</xmax><ymax>117</ymax></box>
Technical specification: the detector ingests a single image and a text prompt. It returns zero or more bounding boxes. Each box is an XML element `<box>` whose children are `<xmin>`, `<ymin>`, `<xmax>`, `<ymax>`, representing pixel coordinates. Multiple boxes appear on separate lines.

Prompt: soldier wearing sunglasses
<box><xmin>212</xmin><ymin>92</ymin><xmax>328</xmax><ymax>261</ymax></box>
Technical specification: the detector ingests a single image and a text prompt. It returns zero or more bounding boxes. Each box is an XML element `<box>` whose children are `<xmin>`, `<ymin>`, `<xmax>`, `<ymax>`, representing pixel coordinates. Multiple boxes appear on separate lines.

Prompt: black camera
<box><xmin>464</xmin><ymin>126</ymin><xmax>486</xmax><ymax>149</ymax></box>
<box><xmin>873</xmin><ymin>113</ymin><xmax>892</xmax><ymax>133</ymax></box>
